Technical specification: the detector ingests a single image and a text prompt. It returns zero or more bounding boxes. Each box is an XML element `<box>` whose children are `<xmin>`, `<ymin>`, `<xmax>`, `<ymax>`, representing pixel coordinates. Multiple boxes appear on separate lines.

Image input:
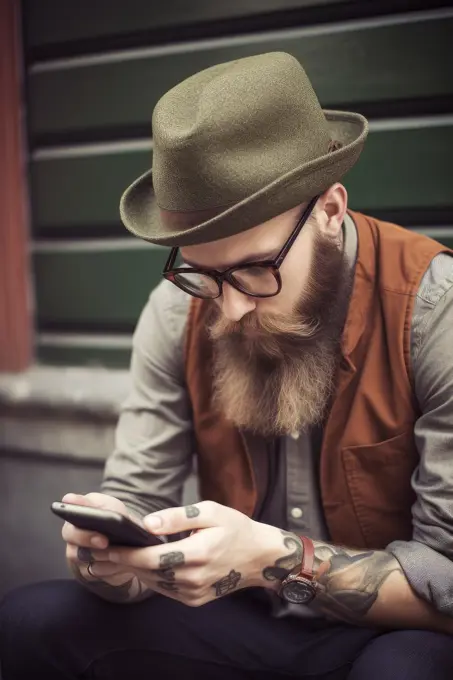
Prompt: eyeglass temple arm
<box><xmin>274</xmin><ymin>195</ymin><xmax>319</xmax><ymax>267</ymax></box>
<box><xmin>164</xmin><ymin>194</ymin><xmax>319</xmax><ymax>271</ymax></box>
<box><xmin>164</xmin><ymin>247</ymin><xmax>179</xmax><ymax>271</ymax></box>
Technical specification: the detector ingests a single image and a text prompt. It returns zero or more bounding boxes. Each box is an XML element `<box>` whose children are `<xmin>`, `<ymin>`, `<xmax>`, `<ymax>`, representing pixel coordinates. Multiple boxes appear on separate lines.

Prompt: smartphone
<box><xmin>51</xmin><ymin>501</ymin><xmax>165</xmax><ymax>548</ymax></box>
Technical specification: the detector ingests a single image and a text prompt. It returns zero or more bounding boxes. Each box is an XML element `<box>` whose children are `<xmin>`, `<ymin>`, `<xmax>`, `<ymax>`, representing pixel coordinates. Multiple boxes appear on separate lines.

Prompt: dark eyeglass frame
<box><xmin>163</xmin><ymin>194</ymin><xmax>319</xmax><ymax>299</ymax></box>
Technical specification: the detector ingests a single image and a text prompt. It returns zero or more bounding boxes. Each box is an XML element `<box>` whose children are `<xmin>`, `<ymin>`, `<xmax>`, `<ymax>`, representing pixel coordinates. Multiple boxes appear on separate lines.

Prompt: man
<box><xmin>1</xmin><ymin>51</ymin><xmax>453</xmax><ymax>679</ymax></box>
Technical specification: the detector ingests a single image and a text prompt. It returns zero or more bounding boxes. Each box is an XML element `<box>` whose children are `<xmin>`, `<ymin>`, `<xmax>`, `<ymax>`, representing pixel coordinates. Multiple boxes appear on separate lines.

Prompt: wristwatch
<box><xmin>279</xmin><ymin>535</ymin><xmax>318</xmax><ymax>604</ymax></box>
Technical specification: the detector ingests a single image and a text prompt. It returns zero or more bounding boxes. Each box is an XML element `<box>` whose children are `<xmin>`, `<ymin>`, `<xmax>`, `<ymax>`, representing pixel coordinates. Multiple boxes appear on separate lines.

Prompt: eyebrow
<box><xmin>181</xmin><ymin>249</ymin><xmax>280</xmax><ymax>270</ymax></box>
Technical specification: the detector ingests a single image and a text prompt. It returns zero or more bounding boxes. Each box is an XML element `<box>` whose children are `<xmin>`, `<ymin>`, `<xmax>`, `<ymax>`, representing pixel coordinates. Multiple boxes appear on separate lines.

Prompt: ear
<box><xmin>318</xmin><ymin>184</ymin><xmax>348</xmax><ymax>238</ymax></box>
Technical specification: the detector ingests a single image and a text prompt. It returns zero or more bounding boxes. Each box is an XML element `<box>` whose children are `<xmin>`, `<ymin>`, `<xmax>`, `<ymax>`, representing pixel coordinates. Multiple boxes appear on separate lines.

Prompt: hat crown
<box><xmin>152</xmin><ymin>52</ymin><xmax>331</xmax><ymax>210</ymax></box>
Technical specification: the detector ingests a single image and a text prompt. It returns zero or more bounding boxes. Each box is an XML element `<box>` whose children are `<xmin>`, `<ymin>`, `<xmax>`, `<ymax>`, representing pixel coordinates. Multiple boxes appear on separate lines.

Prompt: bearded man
<box><xmin>2</xmin><ymin>52</ymin><xmax>453</xmax><ymax>680</ymax></box>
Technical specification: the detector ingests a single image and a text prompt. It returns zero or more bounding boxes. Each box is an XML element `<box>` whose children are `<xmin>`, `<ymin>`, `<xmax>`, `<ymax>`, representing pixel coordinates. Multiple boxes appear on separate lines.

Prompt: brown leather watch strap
<box><xmin>299</xmin><ymin>535</ymin><xmax>316</xmax><ymax>580</ymax></box>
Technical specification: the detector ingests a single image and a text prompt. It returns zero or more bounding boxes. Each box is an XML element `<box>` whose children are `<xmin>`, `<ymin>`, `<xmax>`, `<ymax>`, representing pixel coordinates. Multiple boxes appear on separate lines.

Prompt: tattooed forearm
<box><xmin>259</xmin><ymin>530</ymin><xmax>453</xmax><ymax>633</ymax></box>
<box><xmin>69</xmin><ymin>561</ymin><xmax>152</xmax><ymax>604</ymax></box>
<box><xmin>260</xmin><ymin>531</ymin><xmax>403</xmax><ymax>626</ymax></box>
<box><xmin>212</xmin><ymin>569</ymin><xmax>242</xmax><ymax>597</ymax></box>
<box><xmin>312</xmin><ymin>542</ymin><xmax>402</xmax><ymax>622</ymax></box>
<box><xmin>262</xmin><ymin>531</ymin><xmax>303</xmax><ymax>582</ymax></box>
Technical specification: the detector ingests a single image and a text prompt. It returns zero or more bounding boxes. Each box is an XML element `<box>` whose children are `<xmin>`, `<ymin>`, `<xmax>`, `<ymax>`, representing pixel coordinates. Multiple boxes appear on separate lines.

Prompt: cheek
<box><xmin>273</xmin><ymin>255</ymin><xmax>311</xmax><ymax>311</ymax></box>
<box><xmin>290</xmin><ymin>233</ymin><xmax>314</xmax><ymax>273</ymax></box>
<box><xmin>253</xmin><ymin>258</ymin><xmax>308</xmax><ymax>315</ymax></box>
<box><xmin>255</xmin><ymin>285</ymin><xmax>296</xmax><ymax>315</ymax></box>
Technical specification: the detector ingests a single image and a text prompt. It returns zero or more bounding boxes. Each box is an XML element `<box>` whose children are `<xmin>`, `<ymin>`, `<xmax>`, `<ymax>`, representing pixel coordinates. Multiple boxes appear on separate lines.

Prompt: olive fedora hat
<box><xmin>120</xmin><ymin>51</ymin><xmax>368</xmax><ymax>246</ymax></box>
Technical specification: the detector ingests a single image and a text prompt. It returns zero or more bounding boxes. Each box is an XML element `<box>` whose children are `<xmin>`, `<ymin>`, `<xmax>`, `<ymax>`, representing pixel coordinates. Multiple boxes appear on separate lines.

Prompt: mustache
<box><xmin>208</xmin><ymin>308</ymin><xmax>320</xmax><ymax>342</ymax></box>
<box><xmin>208</xmin><ymin>308</ymin><xmax>321</xmax><ymax>362</ymax></box>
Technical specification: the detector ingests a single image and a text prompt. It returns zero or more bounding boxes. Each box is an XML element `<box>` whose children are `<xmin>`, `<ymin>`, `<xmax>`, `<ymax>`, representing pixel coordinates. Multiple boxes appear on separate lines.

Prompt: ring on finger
<box><xmin>86</xmin><ymin>561</ymin><xmax>99</xmax><ymax>579</ymax></box>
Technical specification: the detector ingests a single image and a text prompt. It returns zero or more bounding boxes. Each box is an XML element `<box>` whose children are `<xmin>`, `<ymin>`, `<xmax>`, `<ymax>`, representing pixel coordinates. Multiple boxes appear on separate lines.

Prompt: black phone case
<box><xmin>51</xmin><ymin>502</ymin><xmax>164</xmax><ymax>548</ymax></box>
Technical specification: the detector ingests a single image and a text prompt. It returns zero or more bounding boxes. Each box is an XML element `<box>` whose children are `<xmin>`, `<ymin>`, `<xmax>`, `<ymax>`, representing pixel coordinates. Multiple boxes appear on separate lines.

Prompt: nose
<box><xmin>220</xmin><ymin>282</ymin><xmax>256</xmax><ymax>321</ymax></box>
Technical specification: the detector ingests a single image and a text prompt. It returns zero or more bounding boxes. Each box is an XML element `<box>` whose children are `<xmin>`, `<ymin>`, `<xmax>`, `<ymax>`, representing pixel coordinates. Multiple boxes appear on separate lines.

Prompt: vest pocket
<box><xmin>342</xmin><ymin>430</ymin><xmax>418</xmax><ymax>549</ymax></box>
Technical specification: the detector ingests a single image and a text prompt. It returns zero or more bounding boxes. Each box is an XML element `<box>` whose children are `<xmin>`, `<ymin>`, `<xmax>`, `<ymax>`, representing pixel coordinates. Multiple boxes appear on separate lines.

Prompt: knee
<box><xmin>349</xmin><ymin>629</ymin><xmax>453</xmax><ymax>680</ymax></box>
<box><xmin>0</xmin><ymin>580</ymin><xmax>82</xmax><ymax>647</ymax></box>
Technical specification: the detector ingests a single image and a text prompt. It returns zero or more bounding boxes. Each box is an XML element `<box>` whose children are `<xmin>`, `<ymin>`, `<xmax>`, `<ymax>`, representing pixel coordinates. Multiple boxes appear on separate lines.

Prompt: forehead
<box><xmin>180</xmin><ymin>204</ymin><xmax>302</xmax><ymax>269</ymax></box>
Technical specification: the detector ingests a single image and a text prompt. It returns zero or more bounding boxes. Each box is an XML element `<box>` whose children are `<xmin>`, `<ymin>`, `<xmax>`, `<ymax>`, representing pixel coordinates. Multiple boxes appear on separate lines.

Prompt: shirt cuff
<box><xmin>388</xmin><ymin>539</ymin><xmax>453</xmax><ymax>616</ymax></box>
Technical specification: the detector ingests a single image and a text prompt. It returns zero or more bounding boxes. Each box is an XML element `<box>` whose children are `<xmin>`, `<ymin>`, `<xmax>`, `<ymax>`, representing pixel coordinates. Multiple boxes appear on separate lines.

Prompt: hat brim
<box><xmin>120</xmin><ymin>110</ymin><xmax>368</xmax><ymax>247</ymax></box>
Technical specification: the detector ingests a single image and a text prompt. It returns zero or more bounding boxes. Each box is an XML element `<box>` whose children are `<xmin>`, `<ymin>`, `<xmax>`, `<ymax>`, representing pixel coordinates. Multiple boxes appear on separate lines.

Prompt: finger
<box><xmin>60</xmin><ymin>492</ymin><xmax>111</xmax><ymax>542</ymax></box>
<box><xmin>107</xmin><ymin>529</ymin><xmax>211</xmax><ymax>571</ymax></box>
<box><xmin>86</xmin><ymin>561</ymin><xmax>127</xmax><ymax>578</ymax></box>
<box><xmin>61</xmin><ymin>522</ymin><xmax>109</xmax><ymax>549</ymax></box>
<box><xmin>80</xmin><ymin>562</ymin><xmax>135</xmax><ymax>588</ymax></box>
<box><xmin>62</xmin><ymin>492</ymin><xmax>93</xmax><ymax>506</ymax></box>
<box><xmin>83</xmin><ymin>492</ymin><xmax>130</xmax><ymax>514</ymax></box>
<box><xmin>143</xmin><ymin>501</ymin><xmax>225</xmax><ymax>536</ymax></box>
<box><xmin>82</xmin><ymin>546</ymin><xmax>113</xmax><ymax>562</ymax></box>
<box><xmin>66</xmin><ymin>543</ymin><xmax>109</xmax><ymax>564</ymax></box>
<box><xmin>62</xmin><ymin>492</ymin><xmax>126</xmax><ymax>515</ymax></box>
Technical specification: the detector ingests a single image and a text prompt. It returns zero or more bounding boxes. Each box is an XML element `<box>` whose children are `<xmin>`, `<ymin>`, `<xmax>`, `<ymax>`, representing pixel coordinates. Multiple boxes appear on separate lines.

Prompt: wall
<box><xmin>22</xmin><ymin>0</ymin><xmax>453</xmax><ymax>367</ymax></box>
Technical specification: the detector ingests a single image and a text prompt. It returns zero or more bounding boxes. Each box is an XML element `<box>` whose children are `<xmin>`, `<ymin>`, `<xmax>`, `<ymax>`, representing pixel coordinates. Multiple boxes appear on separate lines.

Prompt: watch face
<box><xmin>282</xmin><ymin>578</ymin><xmax>316</xmax><ymax>605</ymax></box>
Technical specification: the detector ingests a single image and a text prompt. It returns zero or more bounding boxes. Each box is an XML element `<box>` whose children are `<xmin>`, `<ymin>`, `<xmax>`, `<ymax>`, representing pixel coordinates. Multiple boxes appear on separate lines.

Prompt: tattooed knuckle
<box><xmin>158</xmin><ymin>551</ymin><xmax>185</xmax><ymax>569</ymax></box>
<box><xmin>184</xmin><ymin>504</ymin><xmax>200</xmax><ymax>518</ymax></box>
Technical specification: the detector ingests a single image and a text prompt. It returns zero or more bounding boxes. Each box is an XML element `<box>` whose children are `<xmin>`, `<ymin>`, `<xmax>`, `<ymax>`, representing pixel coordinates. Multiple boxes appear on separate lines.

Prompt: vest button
<box><xmin>291</xmin><ymin>507</ymin><xmax>303</xmax><ymax>519</ymax></box>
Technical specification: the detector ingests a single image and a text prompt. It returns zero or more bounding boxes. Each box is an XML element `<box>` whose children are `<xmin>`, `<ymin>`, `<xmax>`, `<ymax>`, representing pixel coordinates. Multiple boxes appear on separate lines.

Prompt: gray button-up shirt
<box><xmin>102</xmin><ymin>214</ymin><xmax>453</xmax><ymax>618</ymax></box>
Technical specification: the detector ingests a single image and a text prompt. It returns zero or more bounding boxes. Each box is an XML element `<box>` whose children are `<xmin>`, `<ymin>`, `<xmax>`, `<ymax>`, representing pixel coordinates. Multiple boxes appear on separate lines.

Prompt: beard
<box><xmin>207</xmin><ymin>228</ymin><xmax>353</xmax><ymax>437</ymax></box>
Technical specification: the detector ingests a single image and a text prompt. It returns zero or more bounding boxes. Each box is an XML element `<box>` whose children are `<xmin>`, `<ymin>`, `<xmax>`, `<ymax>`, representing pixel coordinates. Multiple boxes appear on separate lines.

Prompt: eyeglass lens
<box><xmin>173</xmin><ymin>265</ymin><xmax>279</xmax><ymax>299</ymax></box>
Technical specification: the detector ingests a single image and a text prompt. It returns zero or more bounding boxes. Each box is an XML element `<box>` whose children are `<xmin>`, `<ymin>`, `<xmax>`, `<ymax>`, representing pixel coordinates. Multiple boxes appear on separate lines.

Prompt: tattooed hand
<box><xmin>62</xmin><ymin>492</ymin><xmax>153</xmax><ymax>604</ymax></box>
<box><xmin>87</xmin><ymin>501</ymin><xmax>291</xmax><ymax>607</ymax></box>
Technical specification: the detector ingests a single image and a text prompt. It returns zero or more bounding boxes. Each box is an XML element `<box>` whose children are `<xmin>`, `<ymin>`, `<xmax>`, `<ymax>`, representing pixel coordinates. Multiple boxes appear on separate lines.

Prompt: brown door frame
<box><xmin>0</xmin><ymin>0</ymin><xmax>33</xmax><ymax>372</ymax></box>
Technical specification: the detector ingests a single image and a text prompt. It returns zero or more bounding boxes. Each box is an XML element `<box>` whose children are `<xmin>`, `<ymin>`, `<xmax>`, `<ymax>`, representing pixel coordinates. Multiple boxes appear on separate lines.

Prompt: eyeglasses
<box><xmin>163</xmin><ymin>195</ymin><xmax>319</xmax><ymax>300</ymax></box>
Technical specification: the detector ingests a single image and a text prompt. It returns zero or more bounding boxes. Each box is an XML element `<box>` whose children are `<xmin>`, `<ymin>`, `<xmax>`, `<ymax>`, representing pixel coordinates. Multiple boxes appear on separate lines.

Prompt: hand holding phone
<box><xmin>52</xmin><ymin>501</ymin><xmax>165</xmax><ymax>548</ymax></box>
<box><xmin>55</xmin><ymin>492</ymin><xmax>162</xmax><ymax>596</ymax></box>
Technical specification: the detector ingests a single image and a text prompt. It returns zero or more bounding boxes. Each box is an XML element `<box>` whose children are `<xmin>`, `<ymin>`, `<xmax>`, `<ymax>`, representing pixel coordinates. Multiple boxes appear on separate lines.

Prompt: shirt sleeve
<box><xmin>101</xmin><ymin>280</ymin><xmax>194</xmax><ymax>518</ymax></box>
<box><xmin>388</xmin><ymin>252</ymin><xmax>453</xmax><ymax>616</ymax></box>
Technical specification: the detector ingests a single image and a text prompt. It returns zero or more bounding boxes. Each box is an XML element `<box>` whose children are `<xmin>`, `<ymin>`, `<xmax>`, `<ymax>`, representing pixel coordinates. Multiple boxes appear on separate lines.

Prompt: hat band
<box><xmin>159</xmin><ymin>203</ymin><xmax>235</xmax><ymax>231</ymax></box>
<box><xmin>158</xmin><ymin>139</ymin><xmax>342</xmax><ymax>233</ymax></box>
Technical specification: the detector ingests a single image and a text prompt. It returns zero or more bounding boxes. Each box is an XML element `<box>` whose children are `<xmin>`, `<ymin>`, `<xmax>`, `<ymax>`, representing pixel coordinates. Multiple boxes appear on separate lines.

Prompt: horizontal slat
<box><xmin>24</xmin><ymin>0</ymin><xmax>346</xmax><ymax>49</ymax></box>
<box><xmin>32</xmin><ymin>247</ymin><xmax>168</xmax><ymax>330</ymax></box>
<box><xmin>32</xmin><ymin>228</ymin><xmax>453</xmax><ymax>333</ymax></box>
<box><xmin>344</xmin><ymin>123</ymin><xmax>452</xmax><ymax>212</ymax></box>
<box><xmin>29</xmin><ymin>150</ymin><xmax>151</xmax><ymax>234</ymax></box>
<box><xmin>30</xmin><ymin>123</ymin><xmax>453</xmax><ymax>236</ymax></box>
<box><xmin>32</xmin><ymin>227</ymin><xmax>453</xmax><ymax>368</ymax></box>
<box><xmin>36</xmin><ymin>344</ymin><xmax>131</xmax><ymax>369</ymax></box>
<box><xmin>27</xmin><ymin>13</ymin><xmax>453</xmax><ymax>143</ymax></box>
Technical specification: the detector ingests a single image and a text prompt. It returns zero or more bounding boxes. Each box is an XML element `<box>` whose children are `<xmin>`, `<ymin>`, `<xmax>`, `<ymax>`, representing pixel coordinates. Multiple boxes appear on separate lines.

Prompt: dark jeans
<box><xmin>0</xmin><ymin>580</ymin><xmax>452</xmax><ymax>680</ymax></box>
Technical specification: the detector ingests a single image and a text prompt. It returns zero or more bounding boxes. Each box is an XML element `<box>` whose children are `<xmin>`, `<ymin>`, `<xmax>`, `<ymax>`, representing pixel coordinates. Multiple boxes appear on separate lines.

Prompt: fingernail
<box><xmin>91</xmin><ymin>535</ymin><xmax>107</xmax><ymax>549</ymax></box>
<box><xmin>77</xmin><ymin>547</ymin><xmax>93</xmax><ymax>563</ymax></box>
<box><xmin>144</xmin><ymin>515</ymin><xmax>163</xmax><ymax>530</ymax></box>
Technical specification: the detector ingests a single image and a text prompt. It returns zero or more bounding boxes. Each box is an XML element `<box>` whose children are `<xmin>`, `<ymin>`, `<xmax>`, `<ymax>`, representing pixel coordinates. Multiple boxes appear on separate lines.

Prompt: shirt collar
<box><xmin>343</xmin><ymin>212</ymin><xmax>358</xmax><ymax>271</ymax></box>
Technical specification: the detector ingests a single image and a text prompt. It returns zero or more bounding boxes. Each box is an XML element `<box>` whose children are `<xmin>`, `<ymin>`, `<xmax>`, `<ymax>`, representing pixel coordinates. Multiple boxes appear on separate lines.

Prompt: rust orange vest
<box><xmin>184</xmin><ymin>212</ymin><xmax>449</xmax><ymax>550</ymax></box>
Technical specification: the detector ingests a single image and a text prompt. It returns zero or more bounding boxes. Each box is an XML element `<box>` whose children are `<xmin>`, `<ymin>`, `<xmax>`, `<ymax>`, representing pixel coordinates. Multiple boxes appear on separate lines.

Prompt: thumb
<box><xmin>143</xmin><ymin>501</ymin><xmax>224</xmax><ymax>536</ymax></box>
